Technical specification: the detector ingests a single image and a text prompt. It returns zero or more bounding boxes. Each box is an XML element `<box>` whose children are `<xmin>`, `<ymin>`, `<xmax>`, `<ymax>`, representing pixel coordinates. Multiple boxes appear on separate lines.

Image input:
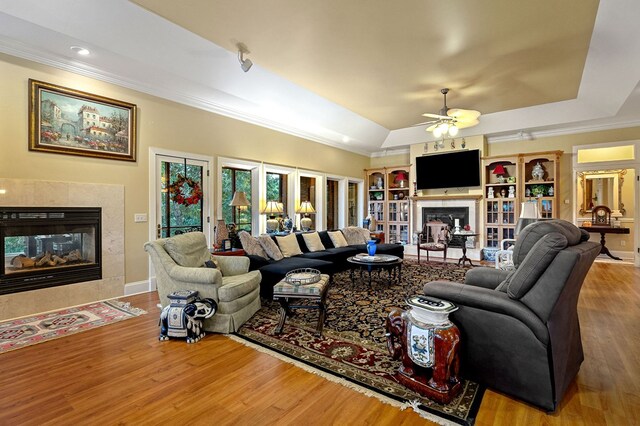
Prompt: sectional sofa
<box><xmin>239</xmin><ymin>227</ymin><xmax>404</xmax><ymax>298</ymax></box>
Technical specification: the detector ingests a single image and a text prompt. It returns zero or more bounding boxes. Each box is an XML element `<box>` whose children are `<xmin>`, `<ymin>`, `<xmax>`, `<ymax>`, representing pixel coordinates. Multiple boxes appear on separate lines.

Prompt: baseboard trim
<box><xmin>124</xmin><ymin>280</ymin><xmax>151</xmax><ymax>296</ymax></box>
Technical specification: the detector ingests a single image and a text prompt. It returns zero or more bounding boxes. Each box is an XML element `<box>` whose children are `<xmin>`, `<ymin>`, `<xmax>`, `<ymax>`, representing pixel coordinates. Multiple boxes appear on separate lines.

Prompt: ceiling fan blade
<box><xmin>447</xmin><ymin>108</ymin><xmax>481</xmax><ymax>121</ymax></box>
<box><xmin>455</xmin><ymin>119</ymin><xmax>480</xmax><ymax>129</ymax></box>
<box><xmin>411</xmin><ymin>120</ymin><xmax>438</xmax><ymax>127</ymax></box>
<box><xmin>426</xmin><ymin>123</ymin><xmax>439</xmax><ymax>132</ymax></box>
<box><xmin>421</xmin><ymin>112</ymin><xmax>450</xmax><ymax>120</ymax></box>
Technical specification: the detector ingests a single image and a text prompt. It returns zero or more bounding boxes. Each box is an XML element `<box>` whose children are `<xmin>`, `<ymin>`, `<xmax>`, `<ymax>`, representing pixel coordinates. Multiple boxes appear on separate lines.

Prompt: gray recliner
<box><xmin>423</xmin><ymin>220</ymin><xmax>600</xmax><ymax>411</ymax></box>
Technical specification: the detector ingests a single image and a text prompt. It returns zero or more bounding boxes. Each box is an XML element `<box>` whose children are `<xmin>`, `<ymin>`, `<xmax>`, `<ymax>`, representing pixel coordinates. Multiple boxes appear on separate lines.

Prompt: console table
<box><xmin>579</xmin><ymin>226</ymin><xmax>630</xmax><ymax>260</ymax></box>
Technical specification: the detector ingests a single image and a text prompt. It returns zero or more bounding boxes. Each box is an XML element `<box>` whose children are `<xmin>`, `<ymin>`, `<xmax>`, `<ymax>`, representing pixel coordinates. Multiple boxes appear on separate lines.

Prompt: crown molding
<box><xmin>0</xmin><ymin>41</ymin><xmax>375</xmax><ymax>158</ymax></box>
<box><xmin>369</xmin><ymin>148</ymin><xmax>410</xmax><ymax>158</ymax></box>
<box><xmin>486</xmin><ymin>118</ymin><xmax>640</xmax><ymax>144</ymax></box>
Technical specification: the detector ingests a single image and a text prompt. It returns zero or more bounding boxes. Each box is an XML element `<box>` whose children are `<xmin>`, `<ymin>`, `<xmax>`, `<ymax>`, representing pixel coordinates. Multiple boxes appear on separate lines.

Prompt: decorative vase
<box><xmin>367</xmin><ymin>240</ymin><xmax>377</xmax><ymax>256</ymax></box>
<box><xmin>377</xmin><ymin>177</ymin><xmax>383</xmax><ymax>189</ymax></box>
<box><xmin>531</xmin><ymin>162</ymin><xmax>545</xmax><ymax>180</ymax></box>
<box><xmin>215</xmin><ymin>219</ymin><xmax>228</xmax><ymax>248</ymax></box>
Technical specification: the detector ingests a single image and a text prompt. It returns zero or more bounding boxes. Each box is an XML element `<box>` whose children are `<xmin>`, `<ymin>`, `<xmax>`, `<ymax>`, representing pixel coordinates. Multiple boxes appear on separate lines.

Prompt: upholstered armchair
<box><xmin>144</xmin><ymin>232</ymin><xmax>261</xmax><ymax>333</ymax></box>
<box><xmin>417</xmin><ymin>221</ymin><xmax>450</xmax><ymax>263</ymax></box>
<box><xmin>423</xmin><ymin>220</ymin><xmax>600</xmax><ymax>411</ymax></box>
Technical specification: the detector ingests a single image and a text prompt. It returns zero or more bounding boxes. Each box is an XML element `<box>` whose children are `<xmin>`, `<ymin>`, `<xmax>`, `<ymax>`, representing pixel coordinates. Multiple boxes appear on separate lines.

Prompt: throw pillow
<box><xmin>257</xmin><ymin>235</ymin><xmax>284</xmax><ymax>260</ymax></box>
<box><xmin>238</xmin><ymin>230</ymin><xmax>268</xmax><ymax>258</ymax></box>
<box><xmin>302</xmin><ymin>231</ymin><xmax>326</xmax><ymax>252</ymax></box>
<box><xmin>328</xmin><ymin>230</ymin><xmax>349</xmax><ymax>248</ymax></box>
<box><xmin>341</xmin><ymin>226</ymin><xmax>368</xmax><ymax>245</ymax></box>
<box><xmin>276</xmin><ymin>233</ymin><xmax>303</xmax><ymax>257</ymax></box>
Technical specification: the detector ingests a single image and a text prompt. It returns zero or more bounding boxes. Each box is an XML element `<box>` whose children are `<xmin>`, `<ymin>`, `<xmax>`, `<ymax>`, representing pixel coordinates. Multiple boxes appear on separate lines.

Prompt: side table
<box><xmin>212</xmin><ymin>248</ymin><xmax>246</xmax><ymax>256</ymax></box>
<box><xmin>452</xmin><ymin>231</ymin><xmax>478</xmax><ymax>266</ymax></box>
<box><xmin>273</xmin><ymin>274</ymin><xmax>331</xmax><ymax>337</ymax></box>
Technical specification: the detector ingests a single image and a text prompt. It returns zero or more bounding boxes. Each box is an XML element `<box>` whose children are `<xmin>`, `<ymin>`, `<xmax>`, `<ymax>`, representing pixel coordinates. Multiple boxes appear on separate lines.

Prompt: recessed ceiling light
<box><xmin>70</xmin><ymin>46</ymin><xmax>90</xmax><ymax>56</ymax></box>
<box><xmin>342</xmin><ymin>136</ymin><xmax>350</xmax><ymax>143</ymax></box>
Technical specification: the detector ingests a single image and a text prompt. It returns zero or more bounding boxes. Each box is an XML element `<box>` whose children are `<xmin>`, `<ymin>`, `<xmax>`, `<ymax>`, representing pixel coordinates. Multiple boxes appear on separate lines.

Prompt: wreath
<box><xmin>167</xmin><ymin>174</ymin><xmax>203</xmax><ymax>206</ymax></box>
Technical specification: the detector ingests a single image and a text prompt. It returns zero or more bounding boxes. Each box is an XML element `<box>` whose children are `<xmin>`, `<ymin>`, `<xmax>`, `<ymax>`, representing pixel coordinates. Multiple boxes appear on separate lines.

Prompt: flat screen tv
<box><xmin>416</xmin><ymin>149</ymin><xmax>481</xmax><ymax>190</ymax></box>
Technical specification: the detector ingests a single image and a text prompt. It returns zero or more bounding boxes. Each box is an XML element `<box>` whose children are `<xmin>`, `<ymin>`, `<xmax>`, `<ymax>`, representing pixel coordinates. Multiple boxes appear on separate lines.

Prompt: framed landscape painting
<box><xmin>29</xmin><ymin>79</ymin><xmax>137</xmax><ymax>162</ymax></box>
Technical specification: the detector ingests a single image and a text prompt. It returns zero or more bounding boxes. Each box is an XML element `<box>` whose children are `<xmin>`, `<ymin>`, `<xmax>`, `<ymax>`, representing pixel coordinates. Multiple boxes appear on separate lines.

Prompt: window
<box><xmin>299</xmin><ymin>176</ymin><xmax>317</xmax><ymax>230</ymax></box>
<box><xmin>326</xmin><ymin>179</ymin><xmax>339</xmax><ymax>230</ymax></box>
<box><xmin>222</xmin><ymin>167</ymin><xmax>252</xmax><ymax>231</ymax></box>
<box><xmin>348</xmin><ymin>182</ymin><xmax>358</xmax><ymax>226</ymax></box>
<box><xmin>266</xmin><ymin>172</ymin><xmax>287</xmax><ymax>213</ymax></box>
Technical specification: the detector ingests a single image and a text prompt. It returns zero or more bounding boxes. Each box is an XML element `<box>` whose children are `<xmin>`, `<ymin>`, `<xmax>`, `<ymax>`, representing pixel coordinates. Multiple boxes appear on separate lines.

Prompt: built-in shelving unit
<box><xmin>365</xmin><ymin>166</ymin><xmax>411</xmax><ymax>244</ymax></box>
<box><xmin>483</xmin><ymin>151</ymin><xmax>561</xmax><ymax>248</ymax></box>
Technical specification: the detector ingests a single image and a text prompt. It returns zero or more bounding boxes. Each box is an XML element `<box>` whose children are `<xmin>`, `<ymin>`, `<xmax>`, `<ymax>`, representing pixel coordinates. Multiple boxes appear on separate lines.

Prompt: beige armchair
<box><xmin>144</xmin><ymin>232</ymin><xmax>261</xmax><ymax>333</ymax></box>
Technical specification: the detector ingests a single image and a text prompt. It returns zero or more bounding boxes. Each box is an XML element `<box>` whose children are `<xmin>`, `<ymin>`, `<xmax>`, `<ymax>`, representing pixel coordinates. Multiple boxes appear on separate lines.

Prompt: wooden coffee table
<box><xmin>347</xmin><ymin>254</ymin><xmax>403</xmax><ymax>285</ymax></box>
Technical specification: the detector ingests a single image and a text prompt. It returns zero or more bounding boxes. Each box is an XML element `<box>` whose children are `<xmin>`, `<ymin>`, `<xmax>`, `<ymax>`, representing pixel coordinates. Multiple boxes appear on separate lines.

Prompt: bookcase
<box><xmin>482</xmin><ymin>151</ymin><xmax>561</xmax><ymax>248</ymax></box>
<box><xmin>365</xmin><ymin>166</ymin><xmax>411</xmax><ymax>244</ymax></box>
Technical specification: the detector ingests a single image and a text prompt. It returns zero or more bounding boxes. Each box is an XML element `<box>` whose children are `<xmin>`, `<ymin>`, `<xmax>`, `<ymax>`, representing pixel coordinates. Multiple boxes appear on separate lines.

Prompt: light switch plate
<box><xmin>134</xmin><ymin>213</ymin><xmax>147</xmax><ymax>223</ymax></box>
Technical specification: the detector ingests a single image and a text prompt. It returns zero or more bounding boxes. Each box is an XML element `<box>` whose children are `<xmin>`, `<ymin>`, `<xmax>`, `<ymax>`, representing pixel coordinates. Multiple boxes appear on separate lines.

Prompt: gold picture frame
<box><xmin>29</xmin><ymin>79</ymin><xmax>137</xmax><ymax>162</ymax></box>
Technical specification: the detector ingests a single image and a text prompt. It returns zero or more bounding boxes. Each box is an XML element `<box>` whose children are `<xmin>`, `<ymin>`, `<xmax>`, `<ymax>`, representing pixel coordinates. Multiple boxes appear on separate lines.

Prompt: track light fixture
<box><xmin>237</xmin><ymin>43</ymin><xmax>253</xmax><ymax>72</ymax></box>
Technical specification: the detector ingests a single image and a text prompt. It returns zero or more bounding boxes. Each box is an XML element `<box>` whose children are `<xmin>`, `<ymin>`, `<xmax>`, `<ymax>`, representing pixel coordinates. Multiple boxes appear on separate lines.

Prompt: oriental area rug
<box><xmin>234</xmin><ymin>260</ymin><xmax>484</xmax><ymax>426</ymax></box>
<box><xmin>0</xmin><ymin>299</ymin><xmax>146</xmax><ymax>354</ymax></box>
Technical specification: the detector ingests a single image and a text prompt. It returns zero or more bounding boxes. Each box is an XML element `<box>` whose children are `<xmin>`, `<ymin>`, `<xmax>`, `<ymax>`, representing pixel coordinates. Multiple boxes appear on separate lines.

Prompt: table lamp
<box><xmin>296</xmin><ymin>201</ymin><xmax>316</xmax><ymax>231</ymax></box>
<box><xmin>229</xmin><ymin>191</ymin><xmax>250</xmax><ymax>210</ymax></box>
<box><xmin>261</xmin><ymin>201</ymin><xmax>283</xmax><ymax>233</ymax></box>
<box><xmin>515</xmin><ymin>201</ymin><xmax>540</xmax><ymax>236</ymax></box>
<box><xmin>492</xmin><ymin>165</ymin><xmax>506</xmax><ymax>183</ymax></box>
<box><xmin>394</xmin><ymin>172</ymin><xmax>408</xmax><ymax>188</ymax></box>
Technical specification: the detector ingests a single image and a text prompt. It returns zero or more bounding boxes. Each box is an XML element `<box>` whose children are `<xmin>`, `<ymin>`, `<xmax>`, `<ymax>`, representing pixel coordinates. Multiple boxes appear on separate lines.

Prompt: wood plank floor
<box><xmin>0</xmin><ymin>261</ymin><xmax>638</xmax><ymax>425</ymax></box>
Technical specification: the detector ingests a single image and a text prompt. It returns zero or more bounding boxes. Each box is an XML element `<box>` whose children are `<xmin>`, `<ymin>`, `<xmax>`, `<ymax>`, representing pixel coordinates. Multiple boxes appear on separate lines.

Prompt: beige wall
<box><xmin>0</xmin><ymin>53</ymin><xmax>370</xmax><ymax>288</ymax></box>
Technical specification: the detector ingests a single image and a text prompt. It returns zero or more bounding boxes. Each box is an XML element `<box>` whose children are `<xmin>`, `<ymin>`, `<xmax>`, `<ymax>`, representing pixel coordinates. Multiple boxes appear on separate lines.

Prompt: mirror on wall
<box><xmin>578</xmin><ymin>169</ymin><xmax>626</xmax><ymax>215</ymax></box>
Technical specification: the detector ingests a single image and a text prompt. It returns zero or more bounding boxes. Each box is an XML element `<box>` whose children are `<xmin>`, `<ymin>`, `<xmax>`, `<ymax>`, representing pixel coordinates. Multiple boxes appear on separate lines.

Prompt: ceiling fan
<box><xmin>415</xmin><ymin>88</ymin><xmax>481</xmax><ymax>138</ymax></box>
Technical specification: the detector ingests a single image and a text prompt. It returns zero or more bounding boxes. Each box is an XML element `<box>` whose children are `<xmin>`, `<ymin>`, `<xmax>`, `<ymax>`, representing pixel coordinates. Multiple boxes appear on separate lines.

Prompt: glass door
<box><xmin>156</xmin><ymin>155</ymin><xmax>210</xmax><ymax>239</ymax></box>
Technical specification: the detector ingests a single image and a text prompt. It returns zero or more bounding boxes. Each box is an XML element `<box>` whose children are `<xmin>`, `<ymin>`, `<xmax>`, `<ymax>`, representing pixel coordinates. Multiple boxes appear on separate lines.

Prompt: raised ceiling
<box><xmin>1</xmin><ymin>0</ymin><xmax>640</xmax><ymax>155</ymax></box>
<box><xmin>133</xmin><ymin>0</ymin><xmax>597</xmax><ymax>130</ymax></box>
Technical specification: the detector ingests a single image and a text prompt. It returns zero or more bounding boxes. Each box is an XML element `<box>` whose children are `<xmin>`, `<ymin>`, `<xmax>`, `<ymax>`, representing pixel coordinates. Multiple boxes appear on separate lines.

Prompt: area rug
<box><xmin>234</xmin><ymin>260</ymin><xmax>484</xmax><ymax>426</ymax></box>
<box><xmin>0</xmin><ymin>299</ymin><xmax>146</xmax><ymax>354</ymax></box>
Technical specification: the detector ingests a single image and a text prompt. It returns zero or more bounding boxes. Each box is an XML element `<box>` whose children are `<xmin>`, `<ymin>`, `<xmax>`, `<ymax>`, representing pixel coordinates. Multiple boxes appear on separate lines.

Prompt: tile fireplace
<box><xmin>1</xmin><ymin>207</ymin><xmax>102</xmax><ymax>295</ymax></box>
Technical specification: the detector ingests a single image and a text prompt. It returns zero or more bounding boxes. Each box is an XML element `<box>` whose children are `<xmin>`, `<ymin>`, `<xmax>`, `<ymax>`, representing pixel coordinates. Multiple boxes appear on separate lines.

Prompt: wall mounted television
<box><xmin>416</xmin><ymin>149</ymin><xmax>481</xmax><ymax>190</ymax></box>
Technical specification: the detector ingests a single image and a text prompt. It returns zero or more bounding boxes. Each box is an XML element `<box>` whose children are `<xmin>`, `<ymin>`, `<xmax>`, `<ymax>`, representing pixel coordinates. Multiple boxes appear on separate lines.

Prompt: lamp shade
<box><xmin>519</xmin><ymin>202</ymin><xmax>540</xmax><ymax>219</ymax></box>
<box><xmin>493</xmin><ymin>165</ymin><xmax>506</xmax><ymax>175</ymax></box>
<box><xmin>261</xmin><ymin>200</ymin><xmax>283</xmax><ymax>215</ymax></box>
<box><xmin>229</xmin><ymin>191</ymin><xmax>250</xmax><ymax>207</ymax></box>
<box><xmin>395</xmin><ymin>172</ymin><xmax>408</xmax><ymax>182</ymax></box>
<box><xmin>296</xmin><ymin>201</ymin><xmax>316</xmax><ymax>214</ymax></box>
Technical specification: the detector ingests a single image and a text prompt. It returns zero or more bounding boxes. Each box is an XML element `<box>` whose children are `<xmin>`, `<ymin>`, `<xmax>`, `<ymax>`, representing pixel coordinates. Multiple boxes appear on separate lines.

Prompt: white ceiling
<box><xmin>1</xmin><ymin>0</ymin><xmax>639</xmax><ymax>156</ymax></box>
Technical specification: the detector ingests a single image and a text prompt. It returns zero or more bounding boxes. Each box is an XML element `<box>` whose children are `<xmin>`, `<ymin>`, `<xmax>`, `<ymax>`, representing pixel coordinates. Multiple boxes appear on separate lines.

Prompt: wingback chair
<box><xmin>423</xmin><ymin>220</ymin><xmax>600</xmax><ymax>411</ymax></box>
<box><xmin>417</xmin><ymin>221</ymin><xmax>450</xmax><ymax>263</ymax></box>
<box><xmin>144</xmin><ymin>232</ymin><xmax>261</xmax><ymax>333</ymax></box>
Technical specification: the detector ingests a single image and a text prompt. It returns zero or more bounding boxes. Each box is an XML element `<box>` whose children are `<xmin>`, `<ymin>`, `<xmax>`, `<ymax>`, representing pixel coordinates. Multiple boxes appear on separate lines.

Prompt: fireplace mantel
<box><xmin>410</xmin><ymin>195</ymin><xmax>483</xmax><ymax>202</ymax></box>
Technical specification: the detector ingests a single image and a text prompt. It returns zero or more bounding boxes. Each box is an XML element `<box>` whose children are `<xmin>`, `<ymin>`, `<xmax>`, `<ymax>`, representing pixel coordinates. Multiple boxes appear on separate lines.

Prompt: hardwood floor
<box><xmin>0</xmin><ymin>261</ymin><xmax>638</xmax><ymax>425</ymax></box>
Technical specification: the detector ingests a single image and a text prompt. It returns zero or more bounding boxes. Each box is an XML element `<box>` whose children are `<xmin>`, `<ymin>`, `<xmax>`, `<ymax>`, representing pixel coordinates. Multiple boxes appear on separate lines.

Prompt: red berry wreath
<box><xmin>167</xmin><ymin>174</ymin><xmax>203</xmax><ymax>206</ymax></box>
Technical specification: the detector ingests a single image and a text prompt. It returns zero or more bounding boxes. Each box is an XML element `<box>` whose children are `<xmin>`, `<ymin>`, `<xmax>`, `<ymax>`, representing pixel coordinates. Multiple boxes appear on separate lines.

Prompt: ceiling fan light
<box><xmin>433</xmin><ymin>127</ymin><xmax>443</xmax><ymax>138</ymax></box>
<box><xmin>449</xmin><ymin>124</ymin><xmax>459</xmax><ymax>136</ymax></box>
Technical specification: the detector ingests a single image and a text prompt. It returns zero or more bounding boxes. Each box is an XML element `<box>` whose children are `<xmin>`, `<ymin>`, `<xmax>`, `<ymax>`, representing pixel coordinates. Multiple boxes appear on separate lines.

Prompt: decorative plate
<box><xmin>285</xmin><ymin>268</ymin><xmax>321</xmax><ymax>286</ymax></box>
<box><xmin>352</xmin><ymin>254</ymin><xmax>399</xmax><ymax>263</ymax></box>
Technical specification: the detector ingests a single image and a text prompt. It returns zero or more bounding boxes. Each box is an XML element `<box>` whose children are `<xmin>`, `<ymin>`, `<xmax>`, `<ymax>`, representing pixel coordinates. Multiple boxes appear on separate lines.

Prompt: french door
<box><xmin>154</xmin><ymin>154</ymin><xmax>210</xmax><ymax>239</ymax></box>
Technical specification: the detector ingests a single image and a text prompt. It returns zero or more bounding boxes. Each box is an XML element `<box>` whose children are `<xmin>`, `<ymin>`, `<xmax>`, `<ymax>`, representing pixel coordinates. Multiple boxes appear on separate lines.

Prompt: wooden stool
<box><xmin>273</xmin><ymin>274</ymin><xmax>331</xmax><ymax>337</ymax></box>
